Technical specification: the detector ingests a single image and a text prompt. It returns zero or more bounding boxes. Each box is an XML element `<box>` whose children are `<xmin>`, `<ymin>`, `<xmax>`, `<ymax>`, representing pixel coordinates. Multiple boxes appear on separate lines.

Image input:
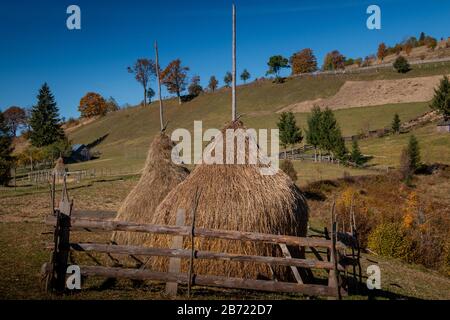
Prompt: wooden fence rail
<box><xmin>42</xmin><ymin>264</ymin><xmax>339</xmax><ymax>297</ymax></box>
<box><xmin>45</xmin><ymin>242</ymin><xmax>344</xmax><ymax>271</ymax></box>
<box><xmin>44</xmin><ymin>216</ymin><xmax>346</xmax><ymax>250</ymax></box>
<box><xmin>42</xmin><ymin>179</ymin><xmax>356</xmax><ymax>299</ymax></box>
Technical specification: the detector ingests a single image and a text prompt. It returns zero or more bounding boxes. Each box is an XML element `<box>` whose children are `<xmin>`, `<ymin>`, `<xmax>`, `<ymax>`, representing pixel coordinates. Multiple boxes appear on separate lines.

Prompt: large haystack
<box><xmin>111</xmin><ymin>133</ymin><xmax>189</xmax><ymax>245</ymax></box>
<box><xmin>147</xmin><ymin>121</ymin><xmax>309</xmax><ymax>280</ymax></box>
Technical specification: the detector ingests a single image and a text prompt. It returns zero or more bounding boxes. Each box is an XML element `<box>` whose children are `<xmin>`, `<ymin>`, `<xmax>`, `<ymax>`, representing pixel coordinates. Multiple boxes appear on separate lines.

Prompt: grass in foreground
<box><xmin>1</xmin><ymin>169</ymin><xmax>449</xmax><ymax>300</ymax></box>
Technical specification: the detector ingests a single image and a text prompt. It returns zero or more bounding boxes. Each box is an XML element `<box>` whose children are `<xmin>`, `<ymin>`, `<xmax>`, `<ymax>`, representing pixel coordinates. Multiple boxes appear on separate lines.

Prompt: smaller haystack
<box><xmin>52</xmin><ymin>156</ymin><xmax>66</xmax><ymax>178</ymax></box>
<box><xmin>111</xmin><ymin>133</ymin><xmax>189</xmax><ymax>246</ymax></box>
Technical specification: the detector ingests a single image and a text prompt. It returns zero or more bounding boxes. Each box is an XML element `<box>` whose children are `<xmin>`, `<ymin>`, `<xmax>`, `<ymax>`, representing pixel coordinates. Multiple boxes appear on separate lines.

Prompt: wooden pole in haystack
<box><xmin>231</xmin><ymin>3</ymin><xmax>237</xmax><ymax>121</ymax></box>
<box><xmin>155</xmin><ymin>41</ymin><xmax>165</xmax><ymax>132</ymax></box>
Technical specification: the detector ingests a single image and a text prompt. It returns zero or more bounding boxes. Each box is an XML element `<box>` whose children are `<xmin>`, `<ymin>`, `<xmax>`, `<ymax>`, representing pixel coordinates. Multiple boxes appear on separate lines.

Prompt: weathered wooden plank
<box><xmin>279</xmin><ymin>244</ymin><xmax>303</xmax><ymax>284</ymax></box>
<box><xmin>44</xmin><ymin>216</ymin><xmax>346</xmax><ymax>249</ymax></box>
<box><xmin>165</xmin><ymin>209</ymin><xmax>185</xmax><ymax>296</ymax></box>
<box><xmin>50</xmin><ymin>209</ymin><xmax>71</xmax><ymax>293</ymax></box>
<box><xmin>58</xmin><ymin>242</ymin><xmax>344</xmax><ymax>271</ymax></box>
<box><xmin>42</xmin><ymin>264</ymin><xmax>342</xmax><ymax>297</ymax></box>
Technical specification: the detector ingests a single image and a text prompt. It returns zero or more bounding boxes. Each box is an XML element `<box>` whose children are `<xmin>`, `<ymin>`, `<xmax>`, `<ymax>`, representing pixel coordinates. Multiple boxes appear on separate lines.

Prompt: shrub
<box><xmin>367</xmin><ymin>223</ymin><xmax>414</xmax><ymax>260</ymax></box>
<box><xmin>393</xmin><ymin>56</ymin><xmax>411</xmax><ymax>73</ymax></box>
<box><xmin>280</xmin><ymin>160</ymin><xmax>298</xmax><ymax>183</ymax></box>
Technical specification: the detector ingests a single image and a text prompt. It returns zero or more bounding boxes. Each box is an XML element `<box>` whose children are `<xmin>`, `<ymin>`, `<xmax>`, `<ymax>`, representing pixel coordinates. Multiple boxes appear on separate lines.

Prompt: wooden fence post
<box><xmin>327</xmin><ymin>202</ymin><xmax>341</xmax><ymax>300</ymax></box>
<box><xmin>49</xmin><ymin>203</ymin><xmax>72</xmax><ymax>293</ymax></box>
<box><xmin>165</xmin><ymin>209</ymin><xmax>186</xmax><ymax>297</ymax></box>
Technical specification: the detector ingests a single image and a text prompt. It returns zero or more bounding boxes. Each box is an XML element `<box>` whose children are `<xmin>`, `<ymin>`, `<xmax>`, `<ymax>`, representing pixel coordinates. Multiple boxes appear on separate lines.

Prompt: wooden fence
<box><xmin>41</xmin><ymin>181</ymin><xmax>360</xmax><ymax>299</ymax></box>
<box><xmin>23</xmin><ymin>166</ymin><xmax>140</xmax><ymax>185</ymax></box>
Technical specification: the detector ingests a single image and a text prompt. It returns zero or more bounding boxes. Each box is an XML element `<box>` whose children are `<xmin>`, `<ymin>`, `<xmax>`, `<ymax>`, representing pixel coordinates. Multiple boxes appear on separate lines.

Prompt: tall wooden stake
<box><xmin>231</xmin><ymin>4</ymin><xmax>237</xmax><ymax>121</ymax></box>
<box><xmin>155</xmin><ymin>41</ymin><xmax>164</xmax><ymax>132</ymax></box>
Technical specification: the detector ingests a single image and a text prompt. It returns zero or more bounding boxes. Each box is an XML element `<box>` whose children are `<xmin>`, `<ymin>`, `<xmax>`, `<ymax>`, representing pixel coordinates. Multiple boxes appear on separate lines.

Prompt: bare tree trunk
<box><xmin>143</xmin><ymin>86</ymin><xmax>147</xmax><ymax>107</ymax></box>
<box><xmin>177</xmin><ymin>92</ymin><xmax>181</xmax><ymax>105</ymax></box>
<box><xmin>155</xmin><ymin>41</ymin><xmax>164</xmax><ymax>131</ymax></box>
<box><xmin>231</xmin><ymin>4</ymin><xmax>237</xmax><ymax>121</ymax></box>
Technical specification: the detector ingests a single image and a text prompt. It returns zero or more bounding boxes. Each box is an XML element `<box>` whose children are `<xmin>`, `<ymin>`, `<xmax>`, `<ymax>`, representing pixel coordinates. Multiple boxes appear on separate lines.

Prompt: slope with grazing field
<box><xmin>278</xmin><ymin>74</ymin><xmax>450</xmax><ymax>113</ymax></box>
<box><xmin>66</xmin><ymin>61</ymin><xmax>450</xmax><ymax>173</ymax></box>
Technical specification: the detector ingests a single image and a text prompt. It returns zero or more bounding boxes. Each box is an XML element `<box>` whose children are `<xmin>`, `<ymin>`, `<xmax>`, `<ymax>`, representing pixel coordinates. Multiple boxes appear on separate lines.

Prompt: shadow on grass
<box><xmin>345</xmin><ymin>275</ymin><xmax>421</xmax><ymax>300</ymax></box>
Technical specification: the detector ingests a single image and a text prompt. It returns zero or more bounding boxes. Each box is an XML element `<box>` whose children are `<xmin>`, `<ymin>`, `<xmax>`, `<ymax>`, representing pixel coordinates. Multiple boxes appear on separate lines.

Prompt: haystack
<box><xmin>111</xmin><ymin>133</ymin><xmax>189</xmax><ymax>245</ymax></box>
<box><xmin>146</xmin><ymin>121</ymin><xmax>309</xmax><ymax>280</ymax></box>
<box><xmin>52</xmin><ymin>156</ymin><xmax>66</xmax><ymax>178</ymax></box>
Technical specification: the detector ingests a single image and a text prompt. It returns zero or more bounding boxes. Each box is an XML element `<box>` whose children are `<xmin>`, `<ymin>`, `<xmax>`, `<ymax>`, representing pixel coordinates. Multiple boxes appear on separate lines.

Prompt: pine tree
<box><xmin>29</xmin><ymin>83</ymin><xmax>65</xmax><ymax>147</ymax></box>
<box><xmin>392</xmin><ymin>113</ymin><xmax>401</xmax><ymax>133</ymax></box>
<box><xmin>319</xmin><ymin>108</ymin><xmax>337</xmax><ymax>157</ymax></box>
<box><xmin>351</xmin><ymin>139</ymin><xmax>364</xmax><ymax>165</ymax></box>
<box><xmin>407</xmin><ymin>135</ymin><xmax>421</xmax><ymax>171</ymax></box>
<box><xmin>316</xmin><ymin>108</ymin><xmax>346</xmax><ymax>161</ymax></box>
<box><xmin>429</xmin><ymin>75</ymin><xmax>450</xmax><ymax>120</ymax></box>
<box><xmin>306</xmin><ymin>106</ymin><xmax>322</xmax><ymax>161</ymax></box>
<box><xmin>393</xmin><ymin>56</ymin><xmax>411</xmax><ymax>73</ymax></box>
<box><xmin>0</xmin><ymin>111</ymin><xmax>13</xmax><ymax>186</ymax></box>
<box><xmin>332</xmin><ymin>127</ymin><xmax>347</xmax><ymax>161</ymax></box>
<box><xmin>277</xmin><ymin>112</ymin><xmax>303</xmax><ymax>156</ymax></box>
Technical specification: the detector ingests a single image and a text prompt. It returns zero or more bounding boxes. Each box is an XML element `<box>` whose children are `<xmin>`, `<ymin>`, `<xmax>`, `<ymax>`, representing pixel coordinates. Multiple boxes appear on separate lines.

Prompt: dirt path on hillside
<box><xmin>278</xmin><ymin>74</ymin><xmax>449</xmax><ymax>113</ymax></box>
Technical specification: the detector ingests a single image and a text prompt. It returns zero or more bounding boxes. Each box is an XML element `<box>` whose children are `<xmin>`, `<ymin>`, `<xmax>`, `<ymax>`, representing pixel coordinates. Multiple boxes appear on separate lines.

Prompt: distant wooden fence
<box><xmin>41</xmin><ymin>182</ymin><xmax>360</xmax><ymax>299</ymax></box>
<box><xmin>24</xmin><ymin>167</ymin><xmax>140</xmax><ymax>185</ymax></box>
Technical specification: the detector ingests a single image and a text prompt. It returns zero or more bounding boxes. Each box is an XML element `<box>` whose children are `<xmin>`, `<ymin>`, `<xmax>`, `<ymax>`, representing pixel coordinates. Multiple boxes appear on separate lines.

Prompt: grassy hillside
<box><xmin>67</xmin><ymin>62</ymin><xmax>450</xmax><ymax>171</ymax></box>
<box><xmin>360</xmin><ymin>123</ymin><xmax>450</xmax><ymax>168</ymax></box>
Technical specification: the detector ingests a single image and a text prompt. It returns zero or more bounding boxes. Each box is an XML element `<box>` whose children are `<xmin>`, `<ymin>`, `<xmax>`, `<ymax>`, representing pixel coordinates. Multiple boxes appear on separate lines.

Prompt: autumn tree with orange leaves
<box><xmin>290</xmin><ymin>48</ymin><xmax>318</xmax><ymax>75</ymax></box>
<box><xmin>128</xmin><ymin>59</ymin><xmax>156</xmax><ymax>107</ymax></box>
<box><xmin>161</xmin><ymin>59</ymin><xmax>189</xmax><ymax>104</ymax></box>
<box><xmin>377</xmin><ymin>42</ymin><xmax>387</xmax><ymax>61</ymax></box>
<box><xmin>79</xmin><ymin>92</ymin><xmax>108</xmax><ymax>118</ymax></box>
<box><xmin>3</xmin><ymin>106</ymin><xmax>26</xmax><ymax>137</ymax></box>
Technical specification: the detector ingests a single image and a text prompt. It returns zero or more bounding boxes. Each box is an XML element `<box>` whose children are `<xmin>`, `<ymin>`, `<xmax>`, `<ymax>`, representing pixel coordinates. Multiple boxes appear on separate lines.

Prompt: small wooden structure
<box><xmin>436</xmin><ymin>120</ymin><xmax>450</xmax><ymax>133</ymax></box>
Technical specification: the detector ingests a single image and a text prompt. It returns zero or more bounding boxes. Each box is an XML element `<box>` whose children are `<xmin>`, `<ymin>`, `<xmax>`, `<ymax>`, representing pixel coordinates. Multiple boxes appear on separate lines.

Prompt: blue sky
<box><xmin>1</xmin><ymin>0</ymin><xmax>449</xmax><ymax>119</ymax></box>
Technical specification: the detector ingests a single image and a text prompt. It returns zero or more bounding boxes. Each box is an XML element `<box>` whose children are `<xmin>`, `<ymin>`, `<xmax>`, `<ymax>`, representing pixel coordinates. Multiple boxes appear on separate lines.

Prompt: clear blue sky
<box><xmin>1</xmin><ymin>0</ymin><xmax>449</xmax><ymax>119</ymax></box>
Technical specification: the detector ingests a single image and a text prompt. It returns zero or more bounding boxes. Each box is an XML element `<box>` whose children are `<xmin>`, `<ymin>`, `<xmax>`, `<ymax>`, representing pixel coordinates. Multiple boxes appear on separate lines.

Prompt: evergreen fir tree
<box><xmin>29</xmin><ymin>83</ymin><xmax>65</xmax><ymax>147</ymax></box>
<box><xmin>332</xmin><ymin>127</ymin><xmax>347</xmax><ymax>161</ymax></box>
<box><xmin>0</xmin><ymin>111</ymin><xmax>13</xmax><ymax>186</ymax></box>
<box><xmin>430</xmin><ymin>75</ymin><xmax>450</xmax><ymax>120</ymax></box>
<box><xmin>277</xmin><ymin>112</ymin><xmax>303</xmax><ymax>155</ymax></box>
<box><xmin>407</xmin><ymin>135</ymin><xmax>421</xmax><ymax>171</ymax></box>
<box><xmin>351</xmin><ymin>139</ymin><xmax>364</xmax><ymax>165</ymax></box>
<box><xmin>392</xmin><ymin>113</ymin><xmax>401</xmax><ymax>133</ymax></box>
<box><xmin>306</xmin><ymin>106</ymin><xmax>322</xmax><ymax>161</ymax></box>
<box><xmin>319</xmin><ymin>108</ymin><xmax>337</xmax><ymax>156</ymax></box>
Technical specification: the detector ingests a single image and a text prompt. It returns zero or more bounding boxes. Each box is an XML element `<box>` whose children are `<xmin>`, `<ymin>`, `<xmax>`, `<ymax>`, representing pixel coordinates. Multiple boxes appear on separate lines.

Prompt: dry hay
<box><xmin>53</xmin><ymin>156</ymin><xmax>65</xmax><ymax>177</ymax></box>
<box><xmin>111</xmin><ymin>133</ymin><xmax>189</xmax><ymax>246</ymax></box>
<box><xmin>146</xmin><ymin>121</ymin><xmax>309</xmax><ymax>280</ymax></box>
